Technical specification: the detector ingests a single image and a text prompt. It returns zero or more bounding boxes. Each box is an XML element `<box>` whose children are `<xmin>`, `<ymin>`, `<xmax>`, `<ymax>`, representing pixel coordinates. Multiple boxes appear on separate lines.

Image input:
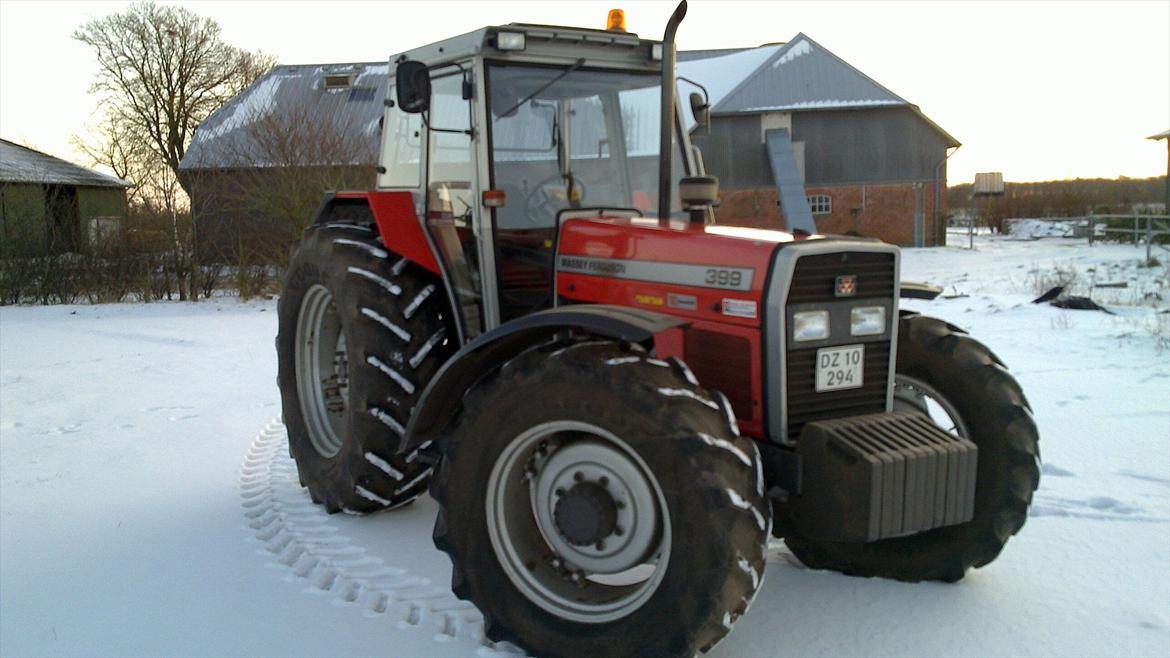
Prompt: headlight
<box><xmin>850</xmin><ymin>306</ymin><xmax>886</xmax><ymax>336</ymax></box>
<box><xmin>793</xmin><ymin>310</ymin><xmax>830</xmax><ymax>342</ymax></box>
<box><xmin>496</xmin><ymin>31</ymin><xmax>526</xmax><ymax>51</ymax></box>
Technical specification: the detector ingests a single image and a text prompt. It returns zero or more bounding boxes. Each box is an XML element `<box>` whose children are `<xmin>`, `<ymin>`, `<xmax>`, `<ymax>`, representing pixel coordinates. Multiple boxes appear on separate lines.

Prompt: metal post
<box><xmin>969</xmin><ymin>196</ymin><xmax>976</xmax><ymax>249</ymax></box>
<box><xmin>1147</xmin><ymin>217</ymin><xmax>1154</xmax><ymax>263</ymax></box>
<box><xmin>1134</xmin><ymin>212</ymin><xmax>1139</xmax><ymax>246</ymax></box>
<box><xmin>1088</xmin><ymin>214</ymin><xmax>1094</xmax><ymax>247</ymax></box>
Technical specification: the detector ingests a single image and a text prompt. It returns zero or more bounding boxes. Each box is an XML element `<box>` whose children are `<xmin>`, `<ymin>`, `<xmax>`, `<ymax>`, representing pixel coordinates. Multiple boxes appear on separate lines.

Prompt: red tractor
<box><xmin>276</xmin><ymin>4</ymin><xmax>1039</xmax><ymax>656</ymax></box>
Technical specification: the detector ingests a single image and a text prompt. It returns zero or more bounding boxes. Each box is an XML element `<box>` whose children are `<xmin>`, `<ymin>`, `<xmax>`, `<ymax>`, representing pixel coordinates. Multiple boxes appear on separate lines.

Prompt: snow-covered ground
<box><xmin>2</xmin><ymin>234</ymin><xmax>1168</xmax><ymax>657</ymax></box>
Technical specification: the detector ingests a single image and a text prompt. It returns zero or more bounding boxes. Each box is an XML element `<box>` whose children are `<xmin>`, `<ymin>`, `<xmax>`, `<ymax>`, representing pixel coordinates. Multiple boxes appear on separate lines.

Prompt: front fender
<box><xmin>400</xmin><ymin>305</ymin><xmax>690</xmax><ymax>454</ymax></box>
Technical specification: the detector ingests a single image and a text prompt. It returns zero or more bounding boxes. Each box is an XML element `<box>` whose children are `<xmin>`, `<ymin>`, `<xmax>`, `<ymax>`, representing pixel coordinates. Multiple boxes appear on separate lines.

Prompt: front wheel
<box><xmin>430</xmin><ymin>340</ymin><xmax>768</xmax><ymax>658</ymax></box>
<box><xmin>784</xmin><ymin>314</ymin><xmax>1040</xmax><ymax>582</ymax></box>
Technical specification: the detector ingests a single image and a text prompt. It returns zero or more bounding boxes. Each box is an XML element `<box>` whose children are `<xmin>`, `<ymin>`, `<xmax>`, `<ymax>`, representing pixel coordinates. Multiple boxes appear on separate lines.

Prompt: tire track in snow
<box><xmin>240</xmin><ymin>419</ymin><xmax>521</xmax><ymax>655</ymax></box>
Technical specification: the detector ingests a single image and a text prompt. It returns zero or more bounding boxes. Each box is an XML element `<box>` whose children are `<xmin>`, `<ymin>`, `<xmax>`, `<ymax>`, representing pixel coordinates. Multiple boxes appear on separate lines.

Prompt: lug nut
<box><xmin>555</xmin><ymin>487</ymin><xmax>566</xmax><ymax>497</ymax></box>
<box><xmin>614</xmin><ymin>526</ymin><xmax>624</xmax><ymax>536</ymax></box>
<box><xmin>573</xmin><ymin>471</ymin><xmax>584</xmax><ymax>482</ymax></box>
<box><xmin>599</xmin><ymin>476</ymin><xmax>609</xmax><ymax>487</ymax></box>
<box><xmin>595</xmin><ymin>540</ymin><xmax>606</xmax><ymax>550</ymax></box>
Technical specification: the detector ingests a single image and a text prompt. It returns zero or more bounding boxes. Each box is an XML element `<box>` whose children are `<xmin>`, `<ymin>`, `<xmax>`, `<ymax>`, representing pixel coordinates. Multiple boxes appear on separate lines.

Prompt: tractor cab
<box><xmin>377</xmin><ymin>21</ymin><xmax>704</xmax><ymax>333</ymax></box>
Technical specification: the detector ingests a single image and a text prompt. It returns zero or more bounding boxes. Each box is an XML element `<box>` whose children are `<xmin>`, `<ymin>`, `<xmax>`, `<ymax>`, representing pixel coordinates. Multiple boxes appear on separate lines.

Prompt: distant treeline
<box><xmin>948</xmin><ymin>176</ymin><xmax>1167</xmax><ymax>219</ymax></box>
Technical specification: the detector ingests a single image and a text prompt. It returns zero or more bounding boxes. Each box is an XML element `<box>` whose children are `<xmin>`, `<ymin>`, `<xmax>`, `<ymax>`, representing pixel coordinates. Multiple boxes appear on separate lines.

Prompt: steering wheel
<box><xmin>524</xmin><ymin>174</ymin><xmax>588</xmax><ymax>226</ymax></box>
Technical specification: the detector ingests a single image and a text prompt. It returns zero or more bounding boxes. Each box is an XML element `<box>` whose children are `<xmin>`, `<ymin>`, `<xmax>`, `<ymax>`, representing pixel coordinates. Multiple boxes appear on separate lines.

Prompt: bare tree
<box><xmin>74</xmin><ymin>1</ymin><xmax>275</xmax><ymax>178</ymax></box>
<box><xmin>196</xmin><ymin>100</ymin><xmax>378</xmax><ymax>266</ymax></box>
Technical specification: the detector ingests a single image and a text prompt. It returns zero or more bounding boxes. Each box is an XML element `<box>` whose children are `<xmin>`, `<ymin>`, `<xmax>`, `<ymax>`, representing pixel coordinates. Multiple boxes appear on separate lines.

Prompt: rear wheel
<box><xmin>431</xmin><ymin>340</ymin><xmax>768</xmax><ymax>657</ymax></box>
<box><xmin>784</xmin><ymin>314</ymin><xmax>1040</xmax><ymax>582</ymax></box>
<box><xmin>277</xmin><ymin>222</ymin><xmax>455</xmax><ymax>513</ymax></box>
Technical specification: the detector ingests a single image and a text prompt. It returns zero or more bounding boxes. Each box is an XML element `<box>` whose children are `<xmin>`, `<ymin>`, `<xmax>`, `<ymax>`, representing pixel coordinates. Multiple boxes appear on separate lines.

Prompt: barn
<box><xmin>0</xmin><ymin>139</ymin><xmax>129</xmax><ymax>257</ymax></box>
<box><xmin>681</xmin><ymin>35</ymin><xmax>960</xmax><ymax>245</ymax></box>
<box><xmin>178</xmin><ymin>63</ymin><xmax>387</xmax><ymax>262</ymax></box>
<box><xmin>179</xmin><ymin>33</ymin><xmax>958</xmax><ymax>258</ymax></box>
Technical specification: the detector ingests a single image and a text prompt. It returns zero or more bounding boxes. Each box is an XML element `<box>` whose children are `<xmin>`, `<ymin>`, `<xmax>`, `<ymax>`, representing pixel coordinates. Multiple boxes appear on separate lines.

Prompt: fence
<box><xmin>1085</xmin><ymin>214</ymin><xmax>1170</xmax><ymax>261</ymax></box>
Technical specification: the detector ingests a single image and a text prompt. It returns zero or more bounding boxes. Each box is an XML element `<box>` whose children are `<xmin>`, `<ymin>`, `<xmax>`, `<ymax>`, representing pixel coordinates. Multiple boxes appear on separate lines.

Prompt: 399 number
<box><xmin>704</xmin><ymin>268</ymin><xmax>743</xmax><ymax>287</ymax></box>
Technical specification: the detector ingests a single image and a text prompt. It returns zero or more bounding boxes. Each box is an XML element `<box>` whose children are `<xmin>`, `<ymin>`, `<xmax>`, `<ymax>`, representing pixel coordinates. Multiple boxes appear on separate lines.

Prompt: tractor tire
<box><xmin>277</xmin><ymin>221</ymin><xmax>455</xmax><ymax>514</ymax></box>
<box><xmin>430</xmin><ymin>339</ymin><xmax>769</xmax><ymax>658</ymax></box>
<box><xmin>784</xmin><ymin>314</ymin><xmax>1040</xmax><ymax>582</ymax></box>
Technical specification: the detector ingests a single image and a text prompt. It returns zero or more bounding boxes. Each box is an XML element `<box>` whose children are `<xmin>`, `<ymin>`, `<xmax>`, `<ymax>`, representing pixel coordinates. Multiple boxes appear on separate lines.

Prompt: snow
<box><xmin>1007</xmin><ymin>218</ymin><xmax>1111</xmax><ymax>240</ymax></box>
<box><xmin>677</xmin><ymin>46</ymin><xmax>781</xmax><ymax>129</ymax></box>
<box><xmin>738</xmin><ymin>98</ymin><xmax>905</xmax><ymax>113</ymax></box>
<box><xmin>772</xmin><ymin>39</ymin><xmax>812</xmax><ymax>67</ymax></box>
<box><xmin>2</xmin><ymin>234</ymin><xmax>1169</xmax><ymax>657</ymax></box>
<box><xmin>199</xmin><ymin>71</ymin><xmax>291</xmax><ymax>141</ymax></box>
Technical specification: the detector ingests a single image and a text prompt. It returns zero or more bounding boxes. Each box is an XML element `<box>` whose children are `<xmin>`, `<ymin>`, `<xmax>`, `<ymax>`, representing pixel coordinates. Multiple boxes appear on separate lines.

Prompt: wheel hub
<box><xmin>554</xmin><ymin>482</ymin><xmax>618</xmax><ymax>547</ymax></box>
<box><xmin>485</xmin><ymin>422</ymin><xmax>671</xmax><ymax>623</ymax></box>
<box><xmin>531</xmin><ymin>440</ymin><xmax>659</xmax><ymax>575</ymax></box>
<box><xmin>294</xmin><ymin>284</ymin><xmax>348</xmax><ymax>458</ymax></box>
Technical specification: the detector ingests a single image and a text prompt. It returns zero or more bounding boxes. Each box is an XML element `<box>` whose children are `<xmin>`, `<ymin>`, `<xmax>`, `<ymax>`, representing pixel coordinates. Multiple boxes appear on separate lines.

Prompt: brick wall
<box><xmin>713</xmin><ymin>181</ymin><xmax>945</xmax><ymax>246</ymax></box>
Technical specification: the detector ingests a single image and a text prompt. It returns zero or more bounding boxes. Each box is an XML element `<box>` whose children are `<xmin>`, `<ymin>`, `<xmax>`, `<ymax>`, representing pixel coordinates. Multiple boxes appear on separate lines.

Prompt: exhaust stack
<box><xmin>657</xmin><ymin>0</ymin><xmax>688</xmax><ymax>223</ymax></box>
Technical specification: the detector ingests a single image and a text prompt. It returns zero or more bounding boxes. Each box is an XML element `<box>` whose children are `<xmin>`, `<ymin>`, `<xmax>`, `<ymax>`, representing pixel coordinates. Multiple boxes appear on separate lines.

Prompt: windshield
<box><xmin>487</xmin><ymin>63</ymin><xmax>686</xmax><ymax>229</ymax></box>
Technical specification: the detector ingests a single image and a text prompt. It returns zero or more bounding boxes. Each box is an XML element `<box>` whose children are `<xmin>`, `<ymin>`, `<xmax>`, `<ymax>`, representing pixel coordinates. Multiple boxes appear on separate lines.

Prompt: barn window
<box><xmin>323</xmin><ymin>74</ymin><xmax>354</xmax><ymax>90</ymax></box>
<box><xmin>807</xmin><ymin>194</ymin><xmax>832</xmax><ymax>214</ymax></box>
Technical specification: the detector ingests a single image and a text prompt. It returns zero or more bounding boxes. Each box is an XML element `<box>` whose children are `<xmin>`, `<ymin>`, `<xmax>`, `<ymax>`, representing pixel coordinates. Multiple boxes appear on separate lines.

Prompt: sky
<box><xmin>0</xmin><ymin>0</ymin><xmax>1167</xmax><ymax>185</ymax></box>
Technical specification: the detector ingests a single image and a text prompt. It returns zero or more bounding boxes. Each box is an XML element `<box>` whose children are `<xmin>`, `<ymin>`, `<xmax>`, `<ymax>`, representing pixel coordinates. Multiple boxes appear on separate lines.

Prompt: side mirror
<box><xmin>689</xmin><ymin>91</ymin><xmax>709</xmax><ymax>129</ymax></box>
<box><xmin>396</xmin><ymin>60</ymin><xmax>431</xmax><ymax>114</ymax></box>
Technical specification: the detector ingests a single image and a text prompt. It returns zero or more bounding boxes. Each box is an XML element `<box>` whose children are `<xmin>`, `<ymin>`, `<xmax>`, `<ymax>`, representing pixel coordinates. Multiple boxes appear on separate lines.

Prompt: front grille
<box><xmin>788</xmin><ymin>251</ymin><xmax>895</xmax><ymax>304</ymax></box>
<box><xmin>785</xmin><ymin>250</ymin><xmax>896</xmax><ymax>440</ymax></box>
<box><xmin>685</xmin><ymin>329</ymin><xmax>754</xmax><ymax>421</ymax></box>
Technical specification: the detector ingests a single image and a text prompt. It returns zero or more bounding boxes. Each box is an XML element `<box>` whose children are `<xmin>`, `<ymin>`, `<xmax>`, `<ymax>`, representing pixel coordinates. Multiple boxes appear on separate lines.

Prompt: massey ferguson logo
<box><xmin>835</xmin><ymin>275</ymin><xmax>857</xmax><ymax>297</ymax></box>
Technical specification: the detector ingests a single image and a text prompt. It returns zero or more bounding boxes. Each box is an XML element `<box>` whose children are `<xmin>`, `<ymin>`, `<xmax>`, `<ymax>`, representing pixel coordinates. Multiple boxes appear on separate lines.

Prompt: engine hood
<box><xmin>554</xmin><ymin>215</ymin><xmax>823</xmax><ymax>327</ymax></box>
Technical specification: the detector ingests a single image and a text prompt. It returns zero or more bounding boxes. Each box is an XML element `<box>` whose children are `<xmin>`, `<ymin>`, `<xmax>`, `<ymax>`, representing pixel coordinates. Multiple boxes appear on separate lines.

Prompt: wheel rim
<box><xmin>893</xmin><ymin>374</ymin><xmax>969</xmax><ymax>438</ymax></box>
<box><xmin>294</xmin><ymin>284</ymin><xmax>348</xmax><ymax>457</ymax></box>
<box><xmin>486</xmin><ymin>420</ymin><xmax>671</xmax><ymax>623</ymax></box>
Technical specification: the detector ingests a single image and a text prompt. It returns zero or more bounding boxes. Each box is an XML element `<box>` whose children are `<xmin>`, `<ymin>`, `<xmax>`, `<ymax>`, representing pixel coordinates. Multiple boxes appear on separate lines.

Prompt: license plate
<box><xmin>815</xmin><ymin>344</ymin><xmax>864</xmax><ymax>392</ymax></box>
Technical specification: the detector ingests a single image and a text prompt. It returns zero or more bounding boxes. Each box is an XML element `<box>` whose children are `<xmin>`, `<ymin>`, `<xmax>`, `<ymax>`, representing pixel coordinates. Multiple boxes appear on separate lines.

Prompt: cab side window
<box><xmin>378</xmin><ymin>86</ymin><xmax>423</xmax><ymax>188</ymax></box>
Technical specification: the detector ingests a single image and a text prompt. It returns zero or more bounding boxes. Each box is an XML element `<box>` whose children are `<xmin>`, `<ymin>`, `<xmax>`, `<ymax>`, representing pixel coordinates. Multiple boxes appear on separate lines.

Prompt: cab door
<box><xmin>423</xmin><ymin>66</ymin><xmax>485</xmax><ymax>336</ymax></box>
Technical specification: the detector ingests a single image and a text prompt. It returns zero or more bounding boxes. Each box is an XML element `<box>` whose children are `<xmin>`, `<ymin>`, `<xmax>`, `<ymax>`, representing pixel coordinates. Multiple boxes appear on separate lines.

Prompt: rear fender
<box><xmin>400</xmin><ymin>305</ymin><xmax>690</xmax><ymax>454</ymax></box>
<box><xmin>312</xmin><ymin>191</ymin><xmax>441</xmax><ymax>274</ymax></box>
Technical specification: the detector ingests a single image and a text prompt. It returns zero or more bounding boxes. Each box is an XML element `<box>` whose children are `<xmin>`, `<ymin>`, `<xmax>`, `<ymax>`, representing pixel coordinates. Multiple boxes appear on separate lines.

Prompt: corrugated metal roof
<box><xmin>678</xmin><ymin>47</ymin><xmax>755</xmax><ymax>62</ymax></box>
<box><xmin>180</xmin><ymin>62</ymin><xmax>387</xmax><ymax>171</ymax></box>
<box><xmin>0</xmin><ymin>139</ymin><xmax>129</xmax><ymax>187</ymax></box>
<box><xmin>714</xmin><ymin>34</ymin><xmax>906</xmax><ymax>114</ymax></box>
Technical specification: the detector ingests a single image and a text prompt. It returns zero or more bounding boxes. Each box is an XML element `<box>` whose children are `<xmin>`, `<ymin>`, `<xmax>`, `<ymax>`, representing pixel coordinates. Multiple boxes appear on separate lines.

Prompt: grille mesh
<box><xmin>787</xmin><ymin>251</ymin><xmax>895</xmax><ymax>304</ymax></box>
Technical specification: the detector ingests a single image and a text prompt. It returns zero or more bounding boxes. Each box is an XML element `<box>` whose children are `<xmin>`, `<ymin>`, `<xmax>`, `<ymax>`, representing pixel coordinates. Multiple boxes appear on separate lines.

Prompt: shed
<box><xmin>0</xmin><ymin>139</ymin><xmax>129</xmax><ymax>257</ymax></box>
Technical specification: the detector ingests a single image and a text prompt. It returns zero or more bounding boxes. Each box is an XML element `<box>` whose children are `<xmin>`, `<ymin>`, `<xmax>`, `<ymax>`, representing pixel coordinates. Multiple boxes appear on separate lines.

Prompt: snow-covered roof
<box><xmin>180</xmin><ymin>62</ymin><xmax>387</xmax><ymax>172</ymax></box>
<box><xmin>682</xmin><ymin>34</ymin><xmax>958</xmax><ymax>147</ymax></box>
<box><xmin>182</xmin><ymin>33</ymin><xmax>958</xmax><ymax>171</ymax></box>
<box><xmin>0</xmin><ymin>139</ymin><xmax>129</xmax><ymax>188</ymax></box>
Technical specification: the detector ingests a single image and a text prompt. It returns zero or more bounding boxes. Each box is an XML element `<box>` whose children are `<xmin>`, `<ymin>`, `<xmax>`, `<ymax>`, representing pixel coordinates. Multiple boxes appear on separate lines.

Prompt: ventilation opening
<box><xmin>323</xmin><ymin>74</ymin><xmax>354</xmax><ymax>90</ymax></box>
